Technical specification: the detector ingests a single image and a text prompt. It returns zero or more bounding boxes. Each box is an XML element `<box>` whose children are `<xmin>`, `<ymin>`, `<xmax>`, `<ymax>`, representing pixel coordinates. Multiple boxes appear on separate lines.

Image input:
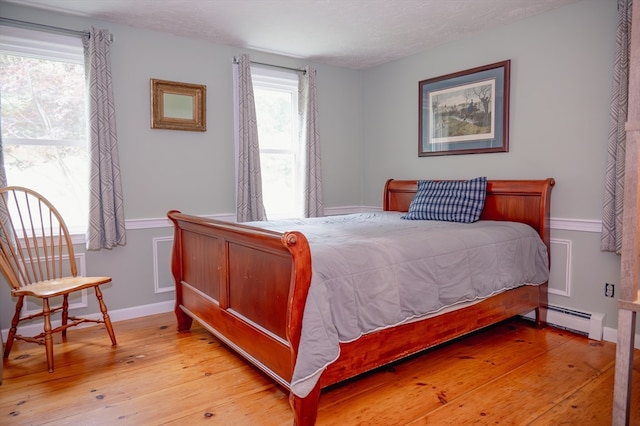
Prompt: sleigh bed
<box><xmin>167</xmin><ymin>177</ymin><xmax>555</xmax><ymax>425</ymax></box>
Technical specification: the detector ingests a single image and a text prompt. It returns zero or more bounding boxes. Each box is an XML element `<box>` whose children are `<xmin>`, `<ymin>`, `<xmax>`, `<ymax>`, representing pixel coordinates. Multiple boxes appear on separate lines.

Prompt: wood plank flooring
<box><xmin>0</xmin><ymin>312</ymin><xmax>638</xmax><ymax>425</ymax></box>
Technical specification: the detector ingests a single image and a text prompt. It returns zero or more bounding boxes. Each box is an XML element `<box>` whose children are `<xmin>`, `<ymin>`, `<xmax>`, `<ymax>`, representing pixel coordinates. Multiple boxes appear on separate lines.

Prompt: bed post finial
<box><xmin>284</xmin><ymin>233</ymin><xmax>298</xmax><ymax>246</ymax></box>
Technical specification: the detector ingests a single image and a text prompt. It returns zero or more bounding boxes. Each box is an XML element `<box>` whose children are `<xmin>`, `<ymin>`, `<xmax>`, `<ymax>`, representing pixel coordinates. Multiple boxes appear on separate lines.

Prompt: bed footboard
<box><xmin>167</xmin><ymin>211</ymin><xmax>311</xmax><ymax>388</ymax></box>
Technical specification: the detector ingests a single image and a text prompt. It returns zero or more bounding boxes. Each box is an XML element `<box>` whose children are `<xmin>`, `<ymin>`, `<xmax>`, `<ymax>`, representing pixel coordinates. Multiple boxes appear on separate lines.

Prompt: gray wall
<box><xmin>0</xmin><ymin>2</ymin><xmax>364</xmax><ymax>329</ymax></box>
<box><xmin>1</xmin><ymin>0</ymin><xmax>634</xmax><ymax>338</ymax></box>
<box><xmin>361</xmin><ymin>0</ymin><xmax>630</xmax><ymax>333</ymax></box>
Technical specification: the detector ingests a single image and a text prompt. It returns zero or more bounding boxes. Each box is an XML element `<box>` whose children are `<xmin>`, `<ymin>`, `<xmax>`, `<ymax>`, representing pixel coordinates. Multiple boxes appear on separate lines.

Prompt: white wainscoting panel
<box><xmin>548</xmin><ymin>238</ymin><xmax>572</xmax><ymax>297</ymax></box>
<box><xmin>24</xmin><ymin>252</ymin><xmax>89</xmax><ymax>316</ymax></box>
<box><xmin>153</xmin><ymin>236</ymin><xmax>175</xmax><ymax>293</ymax></box>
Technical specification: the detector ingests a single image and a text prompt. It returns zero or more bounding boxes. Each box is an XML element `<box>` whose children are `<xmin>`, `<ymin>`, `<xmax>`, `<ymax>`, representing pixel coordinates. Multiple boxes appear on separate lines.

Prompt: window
<box><xmin>0</xmin><ymin>25</ymin><xmax>88</xmax><ymax>233</ymax></box>
<box><xmin>252</xmin><ymin>67</ymin><xmax>302</xmax><ymax>219</ymax></box>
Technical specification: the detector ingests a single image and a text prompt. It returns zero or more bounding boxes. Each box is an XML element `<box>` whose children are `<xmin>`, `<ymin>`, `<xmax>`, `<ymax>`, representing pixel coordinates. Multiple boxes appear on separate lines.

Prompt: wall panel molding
<box><xmin>23</xmin><ymin>253</ymin><xmax>88</xmax><ymax>316</ymax></box>
<box><xmin>550</xmin><ymin>218</ymin><xmax>601</xmax><ymax>233</ymax></box>
<box><xmin>153</xmin><ymin>236</ymin><xmax>175</xmax><ymax>294</ymax></box>
<box><xmin>549</xmin><ymin>238</ymin><xmax>572</xmax><ymax>297</ymax></box>
<box><xmin>70</xmin><ymin>211</ymin><xmax>604</xmax><ymax>235</ymax></box>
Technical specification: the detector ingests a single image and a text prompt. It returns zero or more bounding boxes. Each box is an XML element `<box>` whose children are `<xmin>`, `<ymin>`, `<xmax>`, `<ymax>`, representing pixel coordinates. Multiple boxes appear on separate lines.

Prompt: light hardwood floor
<box><xmin>0</xmin><ymin>312</ymin><xmax>638</xmax><ymax>425</ymax></box>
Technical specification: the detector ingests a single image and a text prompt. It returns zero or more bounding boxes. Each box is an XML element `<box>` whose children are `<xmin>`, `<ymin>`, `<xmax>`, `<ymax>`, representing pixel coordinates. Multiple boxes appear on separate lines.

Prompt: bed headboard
<box><xmin>383</xmin><ymin>178</ymin><xmax>555</xmax><ymax>251</ymax></box>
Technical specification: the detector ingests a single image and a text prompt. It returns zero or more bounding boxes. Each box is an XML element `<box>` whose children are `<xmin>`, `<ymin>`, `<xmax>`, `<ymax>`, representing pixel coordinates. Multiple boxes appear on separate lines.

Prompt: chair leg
<box><xmin>61</xmin><ymin>294</ymin><xmax>69</xmax><ymax>340</ymax></box>
<box><xmin>42</xmin><ymin>298</ymin><xmax>54</xmax><ymax>373</ymax></box>
<box><xmin>4</xmin><ymin>295</ymin><xmax>24</xmax><ymax>359</ymax></box>
<box><xmin>95</xmin><ymin>286</ymin><xmax>116</xmax><ymax>346</ymax></box>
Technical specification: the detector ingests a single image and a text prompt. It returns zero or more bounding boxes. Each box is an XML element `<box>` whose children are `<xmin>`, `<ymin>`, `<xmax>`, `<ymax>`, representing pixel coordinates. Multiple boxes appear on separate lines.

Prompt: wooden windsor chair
<box><xmin>0</xmin><ymin>186</ymin><xmax>116</xmax><ymax>372</ymax></box>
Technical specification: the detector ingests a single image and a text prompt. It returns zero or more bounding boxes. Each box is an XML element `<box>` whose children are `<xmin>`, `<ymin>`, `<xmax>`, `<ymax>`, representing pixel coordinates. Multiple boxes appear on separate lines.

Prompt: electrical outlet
<box><xmin>605</xmin><ymin>283</ymin><xmax>615</xmax><ymax>298</ymax></box>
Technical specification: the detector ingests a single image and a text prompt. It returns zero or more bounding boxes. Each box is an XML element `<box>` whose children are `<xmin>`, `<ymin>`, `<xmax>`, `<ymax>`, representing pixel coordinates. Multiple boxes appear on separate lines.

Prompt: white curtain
<box><xmin>83</xmin><ymin>28</ymin><xmax>126</xmax><ymax>250</ymax></box>
<box><xmin>0</xmin><ymin>120</ymin><xmax>8</xmax><ymax>239</ymax></box>
<box><xmin>0</xmin><ymin>118</ymin><xmax>5</xmax><ymax>188</ymax></box>
<box><xmin>601</xmin><ymin>0</ymin><xmax>633</xmax><ymax>253</ymax></box>
<box><xmin>0</xmin><ymin>128</ymin><xmax>11</xmax><ymax>247</ymax></box>
<box><xmin>234</xmin><ymin>54</ymin><xmax>266</xmax><ymax>222</ymax></box>
<box><xmin>299</xmin><ymin>66</ymin><xmax>324</xmax><ymax>218</ymax></box>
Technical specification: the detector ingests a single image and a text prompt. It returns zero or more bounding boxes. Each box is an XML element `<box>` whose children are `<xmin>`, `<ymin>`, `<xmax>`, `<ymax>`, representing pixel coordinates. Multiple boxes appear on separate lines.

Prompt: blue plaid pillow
<box><xmin>402</xmin><ymin>177</ymin><xmax>487</xmax><ymax>222</ymax></box>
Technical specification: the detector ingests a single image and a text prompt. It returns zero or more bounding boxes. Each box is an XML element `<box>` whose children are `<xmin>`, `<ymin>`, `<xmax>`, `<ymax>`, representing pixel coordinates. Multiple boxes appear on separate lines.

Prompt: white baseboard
<box><xmin>603</xmin><ymin>326</ymin><xmax>640</xmax><ymax>349</ymax></box>
<box><xmin>4</xmin><ymin>300</ymin><xmax>639</xmax><ymax>350</ymax></box>
<box><xmin>523</xmin><ymin>306</ymin><xmax>640</xmax><ymax>349</ymax></box>
<box><xmin>1</xmin><ymin>300</ymin><xmax>174</xmax><ymax>342</ymax></box>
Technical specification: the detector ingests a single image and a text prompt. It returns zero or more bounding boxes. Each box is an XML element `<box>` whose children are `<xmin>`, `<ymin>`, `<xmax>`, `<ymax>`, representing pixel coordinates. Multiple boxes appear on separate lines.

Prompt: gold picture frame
<box><xmin>150</xmin><ymin>79</ymin><xmax>206</xmax><ymax>132</ymax></box>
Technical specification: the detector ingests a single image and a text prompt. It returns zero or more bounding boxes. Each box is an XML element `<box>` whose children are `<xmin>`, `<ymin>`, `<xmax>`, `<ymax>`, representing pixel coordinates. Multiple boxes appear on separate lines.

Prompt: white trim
<box><xmin>604</xmin><ymin>326</ymin><xmax>640</xmax><ymax>349</ymax></box>
<box><xmin>153</xmin><ymin>236</ymin><xmax>175</xmax><ymax>294</ymax></box>
<box><xmin>126</xmin><ymin>217</ymin><xmax>172</xmax><ymax>230</ymax></box>
<box><xmin>125</xmin><ymin>213</ymin><xmax>237</xmax><ymax>230</ymax></box>
<box><xmin>357</xmin><ymin>207</ymin><xmax>602</xmax><ymax>233</ymax></box>
<box><xmin>107</xmin><ymin>300</ymin><xmax>174</xmax><ymax>321</ymax></box>
<box><xmin>65</xmin><ymin>210</ymin><xmax>604</xmax><ymax>237</ymax></box>
<box><xmin>548</xmin><ymin>238</ymin><xmax>572</xmax><ymax>297</ymax></box>
<box><xmin>8</xmin><ymin>299</ymin><xmax>638</xmax><ymax>350</ymax></box>
<box><xmin>550</xmin><ymin>218</ymin><xmax>601</xmax><ymax>233</ymax></box>
<box><xmin>0</xmin><ymin>23</ymin><xmax>84</xmax><ymax>63</ymax></box>
<box><xmin>2</xmin><ymin>300</ymin><xmax>174</xmax><ymax>342</ymax></box>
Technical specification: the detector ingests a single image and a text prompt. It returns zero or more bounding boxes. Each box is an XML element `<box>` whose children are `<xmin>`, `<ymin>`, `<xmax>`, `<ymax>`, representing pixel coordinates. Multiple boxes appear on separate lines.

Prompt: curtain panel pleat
<box><xmin>601</xmin><ymin>0</ymin><xmax>633</xmax><ymax>253</ymax></box>
<box><xmin>299</xmin><ymin>66</ymin><xmax>324</xmax><ymax>218</ymax></box>
<box><xmin>0</xmin><ymin>121</ymin><xmax>10</xmax><ymax>244</ymax></box>
<box><xmin>234</xmin><ymin>54</ymin><xmax>266</xmax><ymax>222</ymax></box>
<box><xmin>83</xmin><ymin>27</ymin><xmax>126</xmax><ymax>250</ymax></box>
<box><xmin>0</xmin><ymin>117</ymin><xmax>6</xmax><ymax>189</ymax></box>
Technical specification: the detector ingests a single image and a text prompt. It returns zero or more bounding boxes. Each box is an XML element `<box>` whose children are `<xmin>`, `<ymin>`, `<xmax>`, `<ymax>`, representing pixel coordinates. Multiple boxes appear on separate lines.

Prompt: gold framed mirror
<box><xmin>150</xmin><ymin>79</ymin><xmax>206</xmax><ymax>131</ymax></box>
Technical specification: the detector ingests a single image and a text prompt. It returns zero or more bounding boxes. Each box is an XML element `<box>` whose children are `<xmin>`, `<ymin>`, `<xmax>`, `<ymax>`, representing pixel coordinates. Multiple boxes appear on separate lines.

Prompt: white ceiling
<box><xmin>5</xmin><ymin>0</ymin><xmax>580</xmax><ymax>69</ymax></box>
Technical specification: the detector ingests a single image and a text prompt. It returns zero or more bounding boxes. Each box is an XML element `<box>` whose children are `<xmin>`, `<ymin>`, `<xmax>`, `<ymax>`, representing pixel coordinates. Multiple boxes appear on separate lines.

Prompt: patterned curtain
<box><xmin>234</xmin><ymin>54</ymin><xmax>266</xmax><ymax>222</ymax></box>
<box><xmin>601</xmin><ymin>0</ymin><xmax>633</xmax><ymax>253</ymax></box>
<box><xmin>83</xmin><ymin>28</ymin><xmax>126</xmax><ymax>250</ymax></box>
<box><xmin>299</xmin><ymin>66</ymin><xmax>324</xmax><ymax>218</ymax></box>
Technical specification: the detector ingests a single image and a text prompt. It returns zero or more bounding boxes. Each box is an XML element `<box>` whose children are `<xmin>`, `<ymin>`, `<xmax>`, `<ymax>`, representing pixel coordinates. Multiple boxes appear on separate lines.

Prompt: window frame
<box><xmin>251</xmin><ymin>66</ymin><xmax>303</xmax><ymax>219</ymax></box>
<box><xmin>0</xmin><ymin>24</ymin><xmax>89</xmax><ymax>237</ymax></box>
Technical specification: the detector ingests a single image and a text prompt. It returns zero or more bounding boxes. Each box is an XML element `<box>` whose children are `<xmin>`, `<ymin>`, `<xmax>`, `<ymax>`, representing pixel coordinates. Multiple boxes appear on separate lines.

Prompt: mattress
<box><xmin>252</xmin><ymin>212</ymin><xmax>550</xmax><ymax>397</ymax></box>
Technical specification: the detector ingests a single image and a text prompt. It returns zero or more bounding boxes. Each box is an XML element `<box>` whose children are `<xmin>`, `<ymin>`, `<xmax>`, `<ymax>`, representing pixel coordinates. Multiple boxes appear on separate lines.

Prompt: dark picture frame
<box><xmin>419</xmin><ymin>60</ymin><xmax>510</xmax><ymax>156</ymax></box>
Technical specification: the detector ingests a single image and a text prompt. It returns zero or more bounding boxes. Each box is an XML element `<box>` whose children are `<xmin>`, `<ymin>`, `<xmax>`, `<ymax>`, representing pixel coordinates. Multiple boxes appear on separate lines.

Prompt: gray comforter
<box><xmin>254</xmin><ymin>212</ymin><xmax>550</xmax><ymax>397</ymax></box>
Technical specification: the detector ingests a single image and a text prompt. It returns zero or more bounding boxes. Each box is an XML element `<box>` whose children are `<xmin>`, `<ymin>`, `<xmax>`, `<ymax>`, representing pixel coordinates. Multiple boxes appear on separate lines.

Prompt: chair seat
<box><xmin>13</xmin><ymin>276</ymin><xmax>112</xmax><ymax>298</ymax></box>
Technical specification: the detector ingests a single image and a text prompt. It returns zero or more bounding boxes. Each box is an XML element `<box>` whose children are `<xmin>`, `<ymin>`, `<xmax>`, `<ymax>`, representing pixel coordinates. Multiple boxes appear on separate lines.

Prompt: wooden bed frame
<box><xmin>167</xmin><ymin>178</ymin><xmax>555</xmax><ymax>425</ymax></box>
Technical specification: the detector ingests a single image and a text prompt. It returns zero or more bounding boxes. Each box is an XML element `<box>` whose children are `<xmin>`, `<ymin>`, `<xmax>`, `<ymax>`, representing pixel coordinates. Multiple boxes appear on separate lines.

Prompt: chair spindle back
<box><xmin>0</xmin><ymin>186</ymin><xmax>78</xmax><ymax>290</ymax></box>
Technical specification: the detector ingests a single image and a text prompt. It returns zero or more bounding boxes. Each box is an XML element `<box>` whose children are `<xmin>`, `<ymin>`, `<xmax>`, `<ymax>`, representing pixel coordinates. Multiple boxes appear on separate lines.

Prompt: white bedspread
<box><xmin>252</xmin><ymin>212</ymin><xmax>550</xmax><ymax>397</ymax></box>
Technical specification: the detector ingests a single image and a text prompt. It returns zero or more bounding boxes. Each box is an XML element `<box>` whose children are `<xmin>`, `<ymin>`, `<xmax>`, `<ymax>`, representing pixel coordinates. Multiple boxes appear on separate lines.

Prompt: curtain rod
<box><xmin>1</xmin><ymin>17</ymin><xmax>87</xmax><ymax>38</ymax></box>
<box><xmin>0</xmin><ymin>17</ymin><xmax>114</xmax><ymax>42</ymax></box>
<box><xmin>233</xmin><ymin>56</ymin><xmax>306</xmax><ymax>74</ymax></box>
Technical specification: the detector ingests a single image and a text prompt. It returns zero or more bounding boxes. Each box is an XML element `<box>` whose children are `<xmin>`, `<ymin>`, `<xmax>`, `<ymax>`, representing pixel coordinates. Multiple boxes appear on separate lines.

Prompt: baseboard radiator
<box><xmin>523</xmin><ymin>305</ymin><xmax>605</xmax><ymax>341</ymax></box>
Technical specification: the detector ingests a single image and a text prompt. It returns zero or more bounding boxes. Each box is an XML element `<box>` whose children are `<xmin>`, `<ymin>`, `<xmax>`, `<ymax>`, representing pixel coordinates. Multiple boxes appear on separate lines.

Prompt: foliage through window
<box><xmin>0</xmin><ymin>25</ymin><xmax>88</xmax><ymax>233</ymax></box>
<box><xmin>252</xmin><ymin>67</ymin><xmax>302</xmax><ymax>219</ymax></box>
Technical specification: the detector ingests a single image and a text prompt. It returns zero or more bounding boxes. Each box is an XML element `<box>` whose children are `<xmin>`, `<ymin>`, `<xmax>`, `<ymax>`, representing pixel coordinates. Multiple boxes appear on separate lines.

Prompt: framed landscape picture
<box><xmin>419</xmin><ymin>60</ymin><xmax>510</xmax><ymax>156</ymax></box>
